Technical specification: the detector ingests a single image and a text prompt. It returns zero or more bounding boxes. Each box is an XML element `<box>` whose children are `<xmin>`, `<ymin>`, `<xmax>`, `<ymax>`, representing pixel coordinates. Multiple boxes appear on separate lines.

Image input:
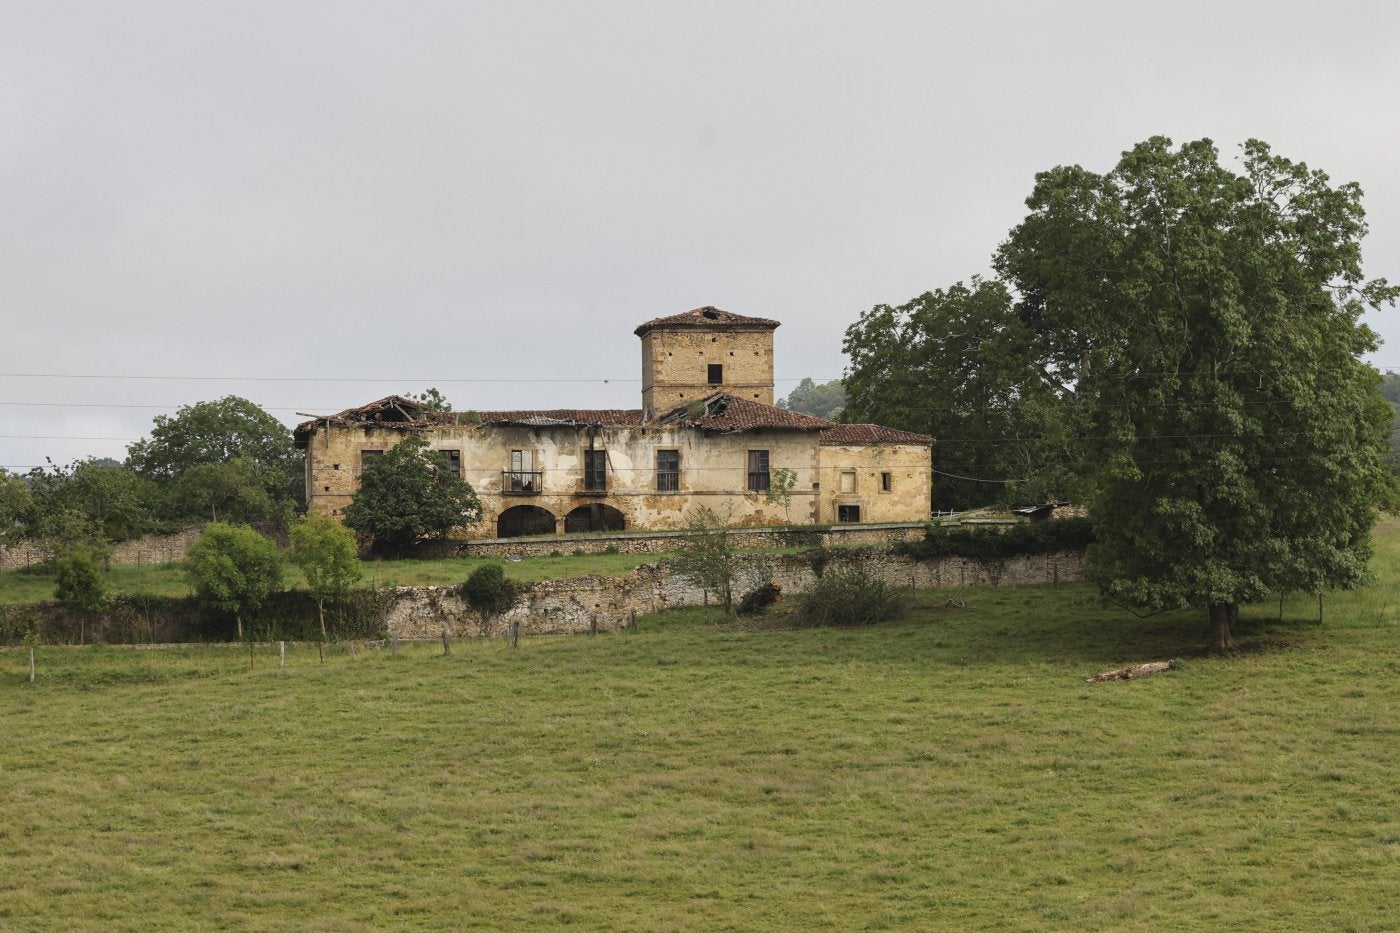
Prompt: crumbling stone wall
<box><xmin>380</xmin><ymin>548</ymin><xmax>1088</xmax><ymax>639</ymax></box>
<box><xmin>0</xmin><ymin>525</ymin><xmax>208</xmax><ymax>572</ymax></box>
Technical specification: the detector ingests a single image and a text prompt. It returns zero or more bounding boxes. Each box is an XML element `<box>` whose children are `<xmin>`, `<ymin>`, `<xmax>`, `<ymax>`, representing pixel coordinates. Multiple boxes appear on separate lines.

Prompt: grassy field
<box><xmin>1</xmin><ymin>523</ymin><xmax>1397</xmax><ymax>930</ymax></box>
<box><xmin>0</xmin><ymin>551</ymin><xmax>668</xmax><ymax>607</ymax></box>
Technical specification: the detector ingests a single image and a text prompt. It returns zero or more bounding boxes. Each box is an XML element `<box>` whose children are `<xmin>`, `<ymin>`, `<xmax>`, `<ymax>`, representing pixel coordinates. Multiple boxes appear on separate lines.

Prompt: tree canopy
<box><xmin>186</xmin><ymin>523</ymin><xmax>284</xmax><ymax>640</ymax></box>
<box><xmin>993</xmin><ymin>137</ymin><xmax>1397</xmax><ymax>647</ymax></box>
<box><xmin>288</xmin><ymin>512</ymin><xmax>363</xmax><ymax>637</ymax></box>
<box><xmin>342</xmin><ymin>435</ymin><xmax>482</xmax><ymax>554</ymax></box>
<box><xmin>843</xmin><ymin>279</ymin><xmax>1078</xmax><ymax>511</ymax></box>
<box><xmin>127</xmin><ymin>396</ymin><xmax>301</xmax><ymax>508</ymax></box>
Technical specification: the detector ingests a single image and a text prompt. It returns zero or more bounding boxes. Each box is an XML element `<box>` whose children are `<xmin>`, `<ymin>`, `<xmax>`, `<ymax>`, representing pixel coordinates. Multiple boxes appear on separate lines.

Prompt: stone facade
<box><xmin>294</xmin><ymin>307</ymin><xmax>935</xmax><ymax>540</ymax></box>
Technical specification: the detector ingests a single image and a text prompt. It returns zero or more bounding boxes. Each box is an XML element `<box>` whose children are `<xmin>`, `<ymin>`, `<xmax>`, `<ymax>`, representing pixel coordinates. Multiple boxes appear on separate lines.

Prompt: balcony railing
<box><xmin>502</xmin><ymin>470</ymin><xmax>543</xmax><ymax>494</ymax></box>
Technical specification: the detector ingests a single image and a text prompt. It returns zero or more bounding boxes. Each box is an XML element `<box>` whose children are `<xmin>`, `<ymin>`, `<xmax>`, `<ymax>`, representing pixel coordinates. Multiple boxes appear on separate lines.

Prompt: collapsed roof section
<box><xmin>294</xmin><ymin>392</ymin><xmax>933</xmax><ymax>447</ymax></box>
<box><xmin>633</xmin><ymin>306</ymin><xmax>781</xmax><ymax>338</ymax></box>
<box><xmin>293</xmin><ymin>395</ymin><xmax>445</xmax><ymax>448</ymax></box>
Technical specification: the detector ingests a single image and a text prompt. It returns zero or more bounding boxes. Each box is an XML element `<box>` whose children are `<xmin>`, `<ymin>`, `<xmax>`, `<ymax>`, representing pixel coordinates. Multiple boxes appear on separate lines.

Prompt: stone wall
<box><xmin>0</xmin><ymin>525</ymin><xmax>208</xmax><ymax>572</ymax></box>
<box><xmin>382</xmin><ymin>548</ymin><xmax>1088</xmax><ymax>639</ymax></box>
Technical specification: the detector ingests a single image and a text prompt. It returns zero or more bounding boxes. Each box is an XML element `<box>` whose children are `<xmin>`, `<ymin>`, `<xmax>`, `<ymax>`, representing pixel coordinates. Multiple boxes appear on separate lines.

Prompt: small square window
<box><xmin>708</xmin><ymin>363</ymin><xmax>723</xmax><ymax>385</ymax></box>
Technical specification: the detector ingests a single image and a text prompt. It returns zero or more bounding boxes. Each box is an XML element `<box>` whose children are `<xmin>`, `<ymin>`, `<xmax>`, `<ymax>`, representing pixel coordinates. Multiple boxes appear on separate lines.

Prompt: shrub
<box><xmin>791</xmin><ymin>567</ymin><xmax>906</xmax><ymax>627</ymax></box>
<box><xmin>461</xmin><ymin>563</ymin><xmax>520</xmax><ymax>626</ymax></box>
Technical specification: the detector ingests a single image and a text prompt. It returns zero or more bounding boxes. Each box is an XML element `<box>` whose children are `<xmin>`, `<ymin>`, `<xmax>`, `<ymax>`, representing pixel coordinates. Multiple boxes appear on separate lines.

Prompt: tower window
<box><xmin>708</xmin><ymin>363</ymin><xmax>723</xmax><ymax>385</ymax></box>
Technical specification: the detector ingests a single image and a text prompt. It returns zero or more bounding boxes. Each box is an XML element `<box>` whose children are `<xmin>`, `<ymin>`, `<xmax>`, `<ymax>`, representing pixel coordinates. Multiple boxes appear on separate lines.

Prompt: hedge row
<box><xmin>894</xmin><ymin>518</ymin><xmax>1094</xmax><ymax>562</ymax></box>
<box><xmin>0</xmin><ymin>588</ymin><xmax>398</xmax><ymax>647</ymax></box>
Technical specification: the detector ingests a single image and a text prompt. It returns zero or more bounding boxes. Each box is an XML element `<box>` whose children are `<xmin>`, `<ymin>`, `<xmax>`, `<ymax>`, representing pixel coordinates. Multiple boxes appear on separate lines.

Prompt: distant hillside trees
<box><xmin>777</xmin><ymin>378</ymin><xmax>846</xmax><ymax>420</ymax></box>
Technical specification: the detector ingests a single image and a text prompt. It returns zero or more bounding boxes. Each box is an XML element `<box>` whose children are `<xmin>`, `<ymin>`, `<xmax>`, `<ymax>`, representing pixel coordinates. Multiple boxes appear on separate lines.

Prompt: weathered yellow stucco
<box><xmin>296</xmin><ymin>306</ymin><xmax>934</xmax><ymax>539</ymax></box>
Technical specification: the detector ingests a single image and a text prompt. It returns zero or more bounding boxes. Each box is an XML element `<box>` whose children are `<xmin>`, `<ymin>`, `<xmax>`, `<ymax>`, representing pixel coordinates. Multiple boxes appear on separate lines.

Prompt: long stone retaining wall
<box><xmin>383</xmin><ymin>548</ymin><xmax>1088</xmax><ymax>639</ymax></box>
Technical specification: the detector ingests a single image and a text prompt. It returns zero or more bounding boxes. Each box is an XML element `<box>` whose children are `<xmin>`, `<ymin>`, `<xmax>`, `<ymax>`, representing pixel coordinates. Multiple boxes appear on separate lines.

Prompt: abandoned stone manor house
<box><xmin>294</xmin><ymin>307</ymin><xmax>934</xmax><ymax>538</ymax></box>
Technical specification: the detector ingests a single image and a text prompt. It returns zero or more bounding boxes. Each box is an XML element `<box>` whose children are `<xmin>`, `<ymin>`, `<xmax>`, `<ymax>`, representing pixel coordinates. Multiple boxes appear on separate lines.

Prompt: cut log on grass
<box><xmin>1087</xmin><ymin>661</ymin><xmax>1172</xmax><ymax>683</ymax></box>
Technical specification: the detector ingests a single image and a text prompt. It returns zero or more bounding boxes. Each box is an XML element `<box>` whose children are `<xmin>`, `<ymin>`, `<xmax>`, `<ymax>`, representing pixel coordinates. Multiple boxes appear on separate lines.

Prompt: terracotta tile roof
<box><xmin>819</xmin><ymin>423</ymin><xmax>934</xmax><ymax>446</ymax></box>
<box><xmin>657</xmin><ymin>393</ymin><xmax>834</xmax><ymax>433</ymax></box>
<box><xmin>634</xmin><ymin>306</ymin><xmax>781</xmax><ymax>337</ymax></box>
<box><xmin>473</xmin><ymin>409</ymin><xmax>643</xmax><ymax>427</ymax></box>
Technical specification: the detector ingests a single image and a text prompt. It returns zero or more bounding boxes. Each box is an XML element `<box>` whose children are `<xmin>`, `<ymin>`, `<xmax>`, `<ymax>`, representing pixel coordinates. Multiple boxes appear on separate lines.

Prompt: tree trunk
<box><xmin>1208</xmin><ymin>602</ymin><xmax>1235</xmax><ymax>650</ymax></box>
<box><xmin>318</xmin><ymin>599</ymin><xmax>327</xmax><ymax>639</ymax></box>
<box><xmin>236</xmin><ymin>613</ymin><xmax>243</xmax><ymax>641</ymax></box>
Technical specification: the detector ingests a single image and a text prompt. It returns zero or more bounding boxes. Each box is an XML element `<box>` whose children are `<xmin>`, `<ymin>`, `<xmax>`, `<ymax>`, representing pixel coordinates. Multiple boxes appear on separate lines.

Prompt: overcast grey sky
<box><xmin>4</xmin><ymin>0</ymin><xmax>1399</xmax><ymax>471</ymax></box>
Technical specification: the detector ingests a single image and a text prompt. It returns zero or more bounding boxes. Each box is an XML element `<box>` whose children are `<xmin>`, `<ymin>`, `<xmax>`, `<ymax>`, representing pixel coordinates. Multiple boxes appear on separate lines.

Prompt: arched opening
<box><xmin>564</xmin><ymin>504</ymin><xmax>626</xmax><ymax>534</ymax></box>
<box><xmin>497</xmin><ymin>505</ymin><xmax>557</xmax><ymax>538</ymax></box>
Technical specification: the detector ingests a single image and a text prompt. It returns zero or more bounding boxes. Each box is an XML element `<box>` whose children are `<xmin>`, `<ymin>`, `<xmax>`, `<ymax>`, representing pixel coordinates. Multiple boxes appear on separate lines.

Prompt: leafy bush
<box><xmin>461</xmin><ymin>563</ymin><xmax>520</xmax><ymax>624</ymax></box>
<box><xmin>791</xmin><ymin>567</ymin><xmax>906</xmax><ymax>627</ymax></box>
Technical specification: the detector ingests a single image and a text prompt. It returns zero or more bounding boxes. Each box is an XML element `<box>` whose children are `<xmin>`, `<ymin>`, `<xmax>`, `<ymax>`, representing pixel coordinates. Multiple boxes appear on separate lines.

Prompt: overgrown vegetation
<box><xmin>790</xmin><ymin>565</ymin><xmax>906</xmax><ymax>627</ymax></box>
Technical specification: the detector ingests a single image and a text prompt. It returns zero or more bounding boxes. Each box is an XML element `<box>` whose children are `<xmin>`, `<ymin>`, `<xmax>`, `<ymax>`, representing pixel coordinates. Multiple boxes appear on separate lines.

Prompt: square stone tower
<box><xmin>635</xmin><ymin>306</ymin><xmax>781</xmax><ymax>415</ymax></box>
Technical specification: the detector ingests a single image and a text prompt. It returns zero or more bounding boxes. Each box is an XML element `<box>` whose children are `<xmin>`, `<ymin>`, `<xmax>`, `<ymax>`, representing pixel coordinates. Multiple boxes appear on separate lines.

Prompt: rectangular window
<box><xmin>656</xmin><ymin>449</ymin><xmax>680</xmax><ymax>492</ymax></box>
<box><xmin>509</xmin><ymin>449</ymin><xmax>537</xmax><ymax>492</ymax></box>
<box><xmin>436</xmin><ymin>449</ymin><xmax>462</xmax><ymax>476</ymax></box>
<box><xmin>881</xmin><ymin>471</ymin><xmax>892</xmax><ymax>492</ymax></box>
<box><xmin>840</xmin><ymin>470</ymin><xmax>856</xmax><ymax>493</ymax></box>
<box><xmin>584</xmin><ymin>449</ymin><xmax>608</xmax><ymax>491</ymax></box>
<box><xmin>708</xmin><ymin>363</ymin><xmax>723</xmax><ymax>385</ymax></box>
<box><xmin>838</xmin><ymin>504</ymin><xmax>861</xmax><ymax>523</ymax></box>
<box><xmin>747</xmin><ymin>449</ymin><xmax>770</xmax><ymax>492</ymax></box>
<box><xmin>360</xmin><ymin>449</ymin><xmax>384</xmax><ymax>474</ymax></box>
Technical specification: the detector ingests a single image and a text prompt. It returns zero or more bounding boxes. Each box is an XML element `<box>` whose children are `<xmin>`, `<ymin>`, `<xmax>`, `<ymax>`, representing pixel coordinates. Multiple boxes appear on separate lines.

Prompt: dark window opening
<box><xmin>498</xmin><ymin>505</ymin><xmax>556</xmax><ymax>537</ymax></box>
<box><xmin>708</xmin><ymin>363</ymin><xmax>723</xmax><ymax>385</ymax></box>
<box><xmin>838</xmin><ymin>504</ymin><xmax>861</xmax><ymax>523</ymax></box>
<box><xmin>881</xmin><ymin>472</ymin><xmax>892</xmax><ymax>492</ymax></box>
<box><xmin>584</xmin><ymin>449</ymin><xmax>608</xmax><ymax>491</ymax></box>
<box><xmin>747</xmin><ymin>450</ymin><xmax>770</xmax><ymax>492</ymax></box>
<box><xmin>564</xmin><ymin>504</ymin><xmax>625</xmax><ymax>534</ymax></box>
<box><xmin>657</xmin><ymin>449</ymin><xmax>680</xmax><ymax>492</ymax></box>
<box><xmin>435</xmin><ymin>449</ymin><xmax>462</xmax><ymax>476</ymax></box>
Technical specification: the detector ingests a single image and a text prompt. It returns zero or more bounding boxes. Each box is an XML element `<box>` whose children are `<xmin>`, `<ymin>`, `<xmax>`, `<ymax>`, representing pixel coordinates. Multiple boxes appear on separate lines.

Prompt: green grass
<box><xmin>0</xmin><ymin>551</ymin><xmax>668</xmax><ymax>606</ymax></box>
<box><xmin>1</xmin><ymin>523</ymin><xmax>1398</xmax><ymax>929</ymax></box>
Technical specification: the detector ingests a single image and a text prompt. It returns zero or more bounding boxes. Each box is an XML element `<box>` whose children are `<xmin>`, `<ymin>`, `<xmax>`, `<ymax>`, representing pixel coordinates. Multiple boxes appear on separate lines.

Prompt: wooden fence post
<box><xmin>279</xmin><ymin>641</ymin><xmax>285</xmax><ymax>668</ymax></box>
<box><xmin>442</xmin><ymin>630</ymin><xmax>451</xmax><ymax>655</ymax></box>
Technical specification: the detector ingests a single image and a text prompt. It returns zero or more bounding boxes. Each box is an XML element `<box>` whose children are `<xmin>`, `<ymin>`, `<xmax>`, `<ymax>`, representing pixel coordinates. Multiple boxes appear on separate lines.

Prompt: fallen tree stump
<box><xmin>1087</xmin><ymin>661</ymin><xmax>1172</xmax><ymax>683</ymax></box>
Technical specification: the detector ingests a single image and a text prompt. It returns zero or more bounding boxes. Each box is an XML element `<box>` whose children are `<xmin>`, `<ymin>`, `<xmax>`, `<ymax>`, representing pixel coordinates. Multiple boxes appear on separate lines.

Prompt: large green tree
<box><xmin>843</xmin><ymin>278</ymin><xmax>1079</xmax><ymax>511</ymax></box>
<box><xmin>343</xmin><ymin>435</ymin><xmax>482</xmax><ymax>554</ymax></box>
<box><xmin>127</xmin><ymin>396</ymin><xmax>301</xmax><ymax>511</ymax></box>
<box><xmin>995</xmin><ymin>137</ymin><xmax>1397</xmax><ymax>648</ymax></box>
<box><xmin>25</xmin><ymin>458</ymin><xmax>160</xmax><ymax>550</ymax></box>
